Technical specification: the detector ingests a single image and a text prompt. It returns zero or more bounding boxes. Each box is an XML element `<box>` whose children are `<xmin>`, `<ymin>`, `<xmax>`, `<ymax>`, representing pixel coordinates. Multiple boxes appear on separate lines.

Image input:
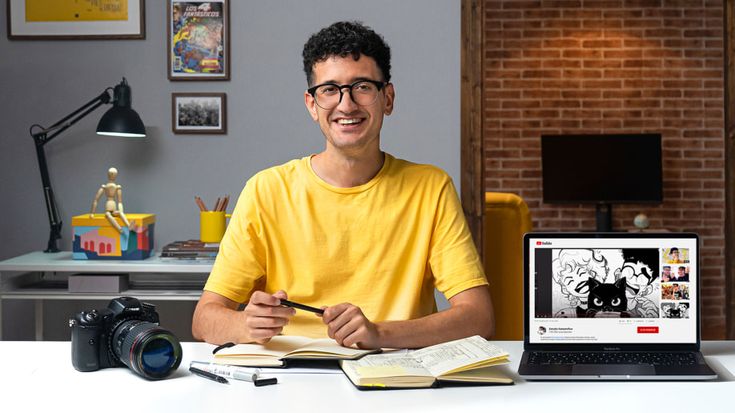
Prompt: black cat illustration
<box><xmin>576</xmin><ymin>278</ymin><xmax>630</xmax><ymax>318</ymax></box>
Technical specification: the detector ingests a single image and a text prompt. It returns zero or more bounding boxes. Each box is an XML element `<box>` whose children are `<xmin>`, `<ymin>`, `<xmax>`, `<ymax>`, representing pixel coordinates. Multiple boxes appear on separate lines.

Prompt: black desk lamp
<box><xmin>30</xmin><ymin>78</ymin><xmax>146</xmax><ymax>253</ymax></box>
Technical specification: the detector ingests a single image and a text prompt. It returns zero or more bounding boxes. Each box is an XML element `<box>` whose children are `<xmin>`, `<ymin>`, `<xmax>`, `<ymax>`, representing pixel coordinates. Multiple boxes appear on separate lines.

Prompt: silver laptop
<box><xmin>518</xmin><ymin>232</ymin><xmax>716</xmax><ymax>380</ymax></box>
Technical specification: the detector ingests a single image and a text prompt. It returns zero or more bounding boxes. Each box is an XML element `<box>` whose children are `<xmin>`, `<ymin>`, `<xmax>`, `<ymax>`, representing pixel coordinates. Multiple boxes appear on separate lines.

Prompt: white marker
<box><xmin>189</xmin><ymin>361</ymin><xmax>277</xmax><ymax>386</ymax></box>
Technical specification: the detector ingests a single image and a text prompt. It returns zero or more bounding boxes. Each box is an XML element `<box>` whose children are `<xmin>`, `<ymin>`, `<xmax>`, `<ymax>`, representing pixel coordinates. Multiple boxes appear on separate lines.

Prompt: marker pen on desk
<box><xmin>190</xmin><ymin>362</ymin><xmax>278</xmax><ymax>386</ymax></box>
<box><xmin>189</xmin><ymin>366</ymin><xmax>228</xmax><ymax>384</ymax></box>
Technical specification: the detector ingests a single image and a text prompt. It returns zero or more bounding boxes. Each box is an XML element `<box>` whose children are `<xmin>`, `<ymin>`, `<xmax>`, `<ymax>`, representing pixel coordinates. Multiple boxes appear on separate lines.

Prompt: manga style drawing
<box><xmin>551</xmin><ymin>249</ymin><xmax>660</xmax><ymax>318</ymax></box>
<box><xmin>576</xmin><ymin>278</ymin><xmax>628</xmax><ymax>318</ymax></box>
<box><xmin>661</xmin><ymin>302</ymin><xmax>690</xmax><ymax>319</ymax></box>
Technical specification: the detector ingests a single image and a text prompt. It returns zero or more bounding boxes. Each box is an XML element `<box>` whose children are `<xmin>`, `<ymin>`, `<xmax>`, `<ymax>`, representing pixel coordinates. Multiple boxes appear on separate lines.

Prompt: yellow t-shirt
<box><xmin>204</xmin><ymin>153</ymin><xmax>487</xmax><ymax>337</ymax></box>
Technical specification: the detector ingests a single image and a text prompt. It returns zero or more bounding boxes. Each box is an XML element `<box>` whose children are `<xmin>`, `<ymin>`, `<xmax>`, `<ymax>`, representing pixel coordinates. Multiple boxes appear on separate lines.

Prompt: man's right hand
<box><xmin>241</xmin><ymin>290</ymin><xmax>296</xmax><ymax>344</ymax></box>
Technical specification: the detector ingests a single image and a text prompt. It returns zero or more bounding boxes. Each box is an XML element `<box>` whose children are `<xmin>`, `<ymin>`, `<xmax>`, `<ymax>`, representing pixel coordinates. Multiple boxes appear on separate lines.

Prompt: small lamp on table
<box><xmin>29</xmin><ymin>78</ymin><xmax>146</xmax><ymax>253</ymax></box>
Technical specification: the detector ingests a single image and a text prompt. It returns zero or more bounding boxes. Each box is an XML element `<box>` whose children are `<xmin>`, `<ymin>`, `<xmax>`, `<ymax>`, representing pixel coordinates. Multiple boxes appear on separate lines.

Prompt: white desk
<box><xmin>0</xmin><ymin>251</ymin><xmax>212</xmax><ymax>340</ymax></box>
<box><xmin>1</xmin><ymin>341</ymin><xmax>733</xmax><ymax>413</ymax></box>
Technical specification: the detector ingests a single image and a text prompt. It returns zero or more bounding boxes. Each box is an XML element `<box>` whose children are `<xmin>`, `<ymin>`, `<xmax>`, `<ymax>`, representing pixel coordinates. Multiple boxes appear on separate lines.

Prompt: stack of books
<box><xmin>160</xmin><ymin>240</ymin><xmax>219</xmax><ymax>261</ymax></box>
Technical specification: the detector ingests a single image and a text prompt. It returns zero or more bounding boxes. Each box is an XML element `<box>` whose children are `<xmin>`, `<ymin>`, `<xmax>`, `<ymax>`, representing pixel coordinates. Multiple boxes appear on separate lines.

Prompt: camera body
<box><xmin>70</xmin><ymin>296</ymin><xmax>159</xmax><ymax>372</ymax></box>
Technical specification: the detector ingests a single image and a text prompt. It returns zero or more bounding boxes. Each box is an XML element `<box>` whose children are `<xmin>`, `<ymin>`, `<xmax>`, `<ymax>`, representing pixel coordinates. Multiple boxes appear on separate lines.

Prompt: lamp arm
<box><xmin>33</xmin><ymin>137</ymin><xmax>62</xmax><ymax>252</ymax></box>
<box><xmin>32</xmin><ymin>90</ymin><xmax>111</xmax><ymax>146</ymax></box>
<box><xmin>30</xmin><ymin>89</ymin><xmax>112</xmax><ymax>252</ymax></box>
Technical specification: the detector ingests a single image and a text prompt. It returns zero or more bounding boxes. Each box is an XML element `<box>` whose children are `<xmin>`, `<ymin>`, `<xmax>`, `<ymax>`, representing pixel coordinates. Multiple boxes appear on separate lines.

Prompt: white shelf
<box><xmin>0</xmin><ymin>289</ymin><xmax>202</xmax><ymax>301</ymax></box>
<box><xmin>0</xmin><ymin>251</ymin><xmax>213</xmax><ymax>340</ymax></box>
<box><xmin>0</xmin><ymin>251</ymin><xmax>213</xmax><ymax>274</ymax></box>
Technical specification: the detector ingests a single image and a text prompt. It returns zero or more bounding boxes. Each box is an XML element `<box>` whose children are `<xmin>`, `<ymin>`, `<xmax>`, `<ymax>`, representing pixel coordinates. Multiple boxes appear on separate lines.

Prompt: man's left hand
<box><xmin>321</xmin><ymin>303</ymin><xmax>381</xmax><ymax>349</ymax></box>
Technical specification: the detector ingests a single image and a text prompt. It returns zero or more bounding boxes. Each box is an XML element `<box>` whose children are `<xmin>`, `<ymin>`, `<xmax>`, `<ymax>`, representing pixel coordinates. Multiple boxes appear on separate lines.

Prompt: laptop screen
<box><xmin>526</xmin><ymin>234</ymin><xmax>698</xmax><ymax>345</ymax></box>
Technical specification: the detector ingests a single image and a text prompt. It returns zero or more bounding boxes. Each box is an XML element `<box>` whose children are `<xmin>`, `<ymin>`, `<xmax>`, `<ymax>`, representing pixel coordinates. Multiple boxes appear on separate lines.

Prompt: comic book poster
<box><xmin>168</xmin><ymin>1</ymin><xmax>229</xmax><ymax>80</ymax></box>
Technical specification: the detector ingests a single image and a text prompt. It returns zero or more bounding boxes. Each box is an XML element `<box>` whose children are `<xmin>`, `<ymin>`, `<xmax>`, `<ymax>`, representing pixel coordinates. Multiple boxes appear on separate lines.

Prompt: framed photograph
<box><xmin>7</xmin><ymin>0</ymin><xmax>145</xmax><ymax>40</ymax></box>
<box><xmin>172</xmin><ymin>93</ymin><xmax>227</xmax><ymax>134</ymax></box>
<box><xmin>167</xmin><ymin>1</ymin><xmax>230</xmax><ymax>80</ymax></box>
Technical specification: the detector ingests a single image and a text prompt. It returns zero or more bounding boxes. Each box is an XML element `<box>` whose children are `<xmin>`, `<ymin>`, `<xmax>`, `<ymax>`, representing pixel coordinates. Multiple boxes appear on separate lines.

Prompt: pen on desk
<box><xmin>279</xmin><ymin>299</ymin><xmax>325</xmax><ymax>315</ymax></box>
<box><xmin>189</xmin><ymin>366</ymin><xmax>229</xmax><ymax>384</ymax></box>
<box><xmin>190</xmin><ymin>362</ymin><xmax>278</xmax><ymax>386</ymax></box>
<box><xmin>191</xmin><ymin>361</ymin><xmax>259</xmax><ymax>381</ymax></box>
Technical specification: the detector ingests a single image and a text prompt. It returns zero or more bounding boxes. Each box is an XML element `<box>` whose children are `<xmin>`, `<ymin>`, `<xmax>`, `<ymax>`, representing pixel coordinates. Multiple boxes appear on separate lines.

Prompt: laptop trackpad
<box><xmin>573</xmin><ymin>364</ymin><xmax>655</xmax><ymax>376</ymax></box>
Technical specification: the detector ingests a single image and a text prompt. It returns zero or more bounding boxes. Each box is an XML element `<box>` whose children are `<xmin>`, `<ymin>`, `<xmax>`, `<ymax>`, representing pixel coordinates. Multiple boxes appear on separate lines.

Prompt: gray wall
<box><xmin>0</xmin><ymin>1</ymin><xmax>460</xmax><ymax>340</ymax></box>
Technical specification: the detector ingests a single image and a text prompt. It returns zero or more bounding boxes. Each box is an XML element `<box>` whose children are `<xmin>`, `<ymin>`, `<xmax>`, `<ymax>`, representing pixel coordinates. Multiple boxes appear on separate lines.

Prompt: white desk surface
<box><xmin>0</xmin><ymin>251</ymin><xmax>213</xmax><ymax>273</ymax></box>
<box><xmin>1</xmin><ymin>341</ymin><xmax>733</xmax><ymax>413</ymax></box>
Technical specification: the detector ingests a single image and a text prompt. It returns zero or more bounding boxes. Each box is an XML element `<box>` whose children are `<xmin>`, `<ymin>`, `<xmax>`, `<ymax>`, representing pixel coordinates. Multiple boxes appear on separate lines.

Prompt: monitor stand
<box><xmin>595</xmin><ymin>203</ymin><xmax>613</xmax><ymax>232</ymax></box>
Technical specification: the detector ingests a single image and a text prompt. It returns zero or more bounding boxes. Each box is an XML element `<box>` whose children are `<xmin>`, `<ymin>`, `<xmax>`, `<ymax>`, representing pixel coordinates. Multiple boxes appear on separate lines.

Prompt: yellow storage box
<box><xmin>72</xmin><ymin>213</ymin><xmax>155</xmax><ymax>260</ymax></box>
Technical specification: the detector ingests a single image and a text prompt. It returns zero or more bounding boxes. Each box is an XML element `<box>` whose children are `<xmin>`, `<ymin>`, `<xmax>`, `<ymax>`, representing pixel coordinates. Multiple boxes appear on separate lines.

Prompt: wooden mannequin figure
<box><xmin>90</xmin><ymin>167</ymin><xmax>133</xmax><ymax>233</ymax></box>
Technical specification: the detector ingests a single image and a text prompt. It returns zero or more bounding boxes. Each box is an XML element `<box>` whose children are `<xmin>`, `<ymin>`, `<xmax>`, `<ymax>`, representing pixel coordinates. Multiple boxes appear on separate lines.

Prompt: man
<box><xmin>672</xmin><ymin>283</ymin><xmax>682</xmax><ymax>300</ymax></box>
<box><xmin>668</xmin><ymin>247</ymin><xmax>683</xmax><ymax>263</ymax></box>
<box><xmin>192</xmin><ymin>21</ymin><xmax>493</xmax><ymax>350</ymax></box>
<box><xmin>661</xmin><ymin>265</ymin><xmax>672</xmax><ymax>282</ymax></box>
<box><xmin>672</xmin><ymin>266</ymin><xmax>689</xmax><ymax>282</ymax></box>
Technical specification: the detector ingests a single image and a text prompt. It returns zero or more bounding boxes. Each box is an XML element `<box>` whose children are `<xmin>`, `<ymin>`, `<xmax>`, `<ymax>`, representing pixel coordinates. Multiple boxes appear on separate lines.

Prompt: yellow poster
<box><xmin>25</xmin><ymin>0</ymin><xmax>128</xmax><ymax>22</ymax></box>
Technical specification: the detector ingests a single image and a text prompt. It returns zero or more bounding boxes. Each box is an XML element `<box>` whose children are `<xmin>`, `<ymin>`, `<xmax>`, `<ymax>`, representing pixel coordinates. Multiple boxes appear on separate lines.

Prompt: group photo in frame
<box><xmin>7</xmin><ymin>0</ymin><xmax>145</xmax><ymax>40</ymax></box>
<box><xmin>167</xmin><ymin>0</ymin><xmax>230</xmax><ymax>80</ymax></box>
<box><xmin>172</xmin><ymin>93</ymin><xmax>227</xmax><ymax>134</ymax></box>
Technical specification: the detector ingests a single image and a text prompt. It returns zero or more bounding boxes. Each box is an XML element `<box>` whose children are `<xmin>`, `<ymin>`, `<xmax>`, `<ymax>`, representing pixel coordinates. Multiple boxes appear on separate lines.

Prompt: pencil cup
<box><xmin>200</xmin><ymin>211</ymin><xmax>231</xmax><ymax>243</ymax></box>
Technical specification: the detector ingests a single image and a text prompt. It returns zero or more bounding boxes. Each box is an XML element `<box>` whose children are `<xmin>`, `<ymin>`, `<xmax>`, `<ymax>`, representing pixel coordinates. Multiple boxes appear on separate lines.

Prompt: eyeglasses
<box><xmin>307</xmin><ymin>79</ymin><xmax>387</xmax><ymax>110</ymax></box>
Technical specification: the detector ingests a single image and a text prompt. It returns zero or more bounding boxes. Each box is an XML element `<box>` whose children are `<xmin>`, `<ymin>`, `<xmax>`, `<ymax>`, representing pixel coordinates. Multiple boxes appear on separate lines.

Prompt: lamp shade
<box><xmin>96</xmin><ymin>78</ymin><xmax>146</xmax><ymax>137</ymax></box>
<box><xmin>96</xmin><ymin>106</ymin><xmax>146</xmax><ymax>137</ymax></box>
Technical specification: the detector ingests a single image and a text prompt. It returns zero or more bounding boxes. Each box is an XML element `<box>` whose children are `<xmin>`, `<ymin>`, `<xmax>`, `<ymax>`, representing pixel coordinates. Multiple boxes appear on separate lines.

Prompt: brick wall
<box><xmin>484</xmin><ymin>0</ymin><xmax>725</xmax><ymax>338</ymax></box>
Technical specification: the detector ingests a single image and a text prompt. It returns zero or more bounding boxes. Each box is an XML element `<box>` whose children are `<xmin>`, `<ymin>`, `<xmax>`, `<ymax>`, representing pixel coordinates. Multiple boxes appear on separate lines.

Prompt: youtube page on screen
<box><xmin>528</xmin><ymin>236</ymin><xmax>697</xmax><ymax>344</ymax></box>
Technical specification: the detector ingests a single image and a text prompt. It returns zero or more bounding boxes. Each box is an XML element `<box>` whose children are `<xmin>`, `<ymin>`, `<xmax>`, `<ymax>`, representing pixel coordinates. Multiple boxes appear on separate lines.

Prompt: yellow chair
<box><xmin>484</xmin><ymin>192</ymin><xmax>532</xmax><ymax>340</ymax></box>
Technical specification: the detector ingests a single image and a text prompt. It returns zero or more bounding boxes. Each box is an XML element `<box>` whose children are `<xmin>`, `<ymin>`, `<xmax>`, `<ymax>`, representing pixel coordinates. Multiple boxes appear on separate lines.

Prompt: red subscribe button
<box><xmin>637</xmin><ymin>326</ymin><xmax>659</xmax><ymax>334</ymax></box>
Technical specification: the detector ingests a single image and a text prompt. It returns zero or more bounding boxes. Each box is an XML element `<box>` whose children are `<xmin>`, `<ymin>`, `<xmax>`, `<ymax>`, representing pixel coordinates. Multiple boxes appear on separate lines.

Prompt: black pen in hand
<box><xmin>279</xmin><ymin>299</ymin><xmax>325</xmax><ymax>315</ymax></box>
<box><xmin>190</xmin><ymin>366</ymin><xmax>229</xmax><ymax>384</ymax></box>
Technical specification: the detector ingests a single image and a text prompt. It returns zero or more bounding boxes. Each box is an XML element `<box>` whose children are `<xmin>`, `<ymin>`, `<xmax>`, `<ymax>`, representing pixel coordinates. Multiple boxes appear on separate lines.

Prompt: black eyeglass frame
<box><xmin>307</xmin><ymin>79</ymin><xmax>388</xmax><ymax>109</ymax></box>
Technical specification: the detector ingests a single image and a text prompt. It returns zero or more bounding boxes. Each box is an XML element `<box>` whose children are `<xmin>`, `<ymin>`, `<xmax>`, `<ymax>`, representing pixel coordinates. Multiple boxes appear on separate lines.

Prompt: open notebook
<box><xmin>340</xmin><ymin>335</ymin><xmax>513</xmax><ymax>389</ymax></box>
<box><xmin>213</xmin><ymin>336</ymin><xmax>380</xmax><ymax>367</ymax></box>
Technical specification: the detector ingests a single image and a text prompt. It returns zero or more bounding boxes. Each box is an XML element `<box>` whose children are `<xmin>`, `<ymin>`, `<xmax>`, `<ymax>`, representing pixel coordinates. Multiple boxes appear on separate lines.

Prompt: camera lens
<box><xmin>112</xmin><ymin>320</ymin><xmax>182</xmax><ymax>380</ymax></box>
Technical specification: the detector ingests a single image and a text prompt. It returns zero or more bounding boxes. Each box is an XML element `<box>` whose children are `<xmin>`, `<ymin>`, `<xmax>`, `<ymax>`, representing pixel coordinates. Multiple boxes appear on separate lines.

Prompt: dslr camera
<box><xmin>70</xmin><ymin>296</ymin><xmax>182</xmax><ymax>380</ymax></box>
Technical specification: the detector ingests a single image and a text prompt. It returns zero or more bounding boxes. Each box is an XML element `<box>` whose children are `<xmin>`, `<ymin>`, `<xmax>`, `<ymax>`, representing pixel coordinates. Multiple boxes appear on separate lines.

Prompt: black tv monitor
<box><xmin>541</xmin><ymin>133</ymin><xmax>663</xmax><ymax>231</ymax></box>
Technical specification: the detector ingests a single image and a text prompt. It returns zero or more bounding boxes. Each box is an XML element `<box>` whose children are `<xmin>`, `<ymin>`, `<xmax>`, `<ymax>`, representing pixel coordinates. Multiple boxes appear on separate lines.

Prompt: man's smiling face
<box><xmin>305</xmin><ymin>55</ymin><xmax>394</xmax><ymax>155</ymax></box>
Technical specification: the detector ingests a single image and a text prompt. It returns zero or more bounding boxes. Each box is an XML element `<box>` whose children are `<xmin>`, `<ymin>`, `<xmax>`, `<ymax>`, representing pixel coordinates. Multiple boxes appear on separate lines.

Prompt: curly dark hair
<box><xmin>302</xmin><ymin>21</ymin><xmax>391</xmax><ymax>86</ymax></box>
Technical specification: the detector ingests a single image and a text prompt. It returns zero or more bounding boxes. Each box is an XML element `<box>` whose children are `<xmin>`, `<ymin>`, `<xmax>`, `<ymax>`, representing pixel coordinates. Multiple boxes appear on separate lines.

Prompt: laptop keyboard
<box><xmin>528</xmin><ymin>351</ymin><xmax>699</xmax><ymax>366</ymax></box>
